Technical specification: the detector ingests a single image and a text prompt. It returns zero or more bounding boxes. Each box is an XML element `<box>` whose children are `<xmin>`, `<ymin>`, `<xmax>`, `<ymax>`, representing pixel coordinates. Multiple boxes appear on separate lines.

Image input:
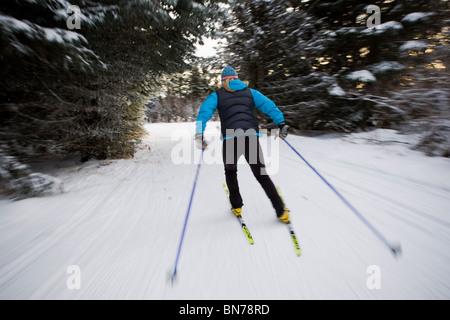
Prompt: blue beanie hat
<box><xmin>221</xmin><ymin>66</ymin><xmax>238</xmax><ymax>81</ymax></box>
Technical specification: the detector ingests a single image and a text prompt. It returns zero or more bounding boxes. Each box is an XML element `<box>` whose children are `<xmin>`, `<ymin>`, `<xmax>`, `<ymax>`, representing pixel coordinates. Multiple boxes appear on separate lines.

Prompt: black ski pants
<box><xmin>222</xmin><ymin>135</ymin><xmax>284</xmax><ymax>216</ymax></box>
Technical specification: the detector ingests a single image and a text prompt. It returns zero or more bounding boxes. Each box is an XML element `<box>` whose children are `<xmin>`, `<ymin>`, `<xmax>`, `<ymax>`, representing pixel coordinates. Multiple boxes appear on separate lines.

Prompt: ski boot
<box><xmin>231</xmin><ymin>207</ymin><xmax>242</xmax><ymax>217</ymax></box>
<box><xmin>278</xmin><ymin>207</ymin><xmax>290</xmax><ymax>223</ymax></box>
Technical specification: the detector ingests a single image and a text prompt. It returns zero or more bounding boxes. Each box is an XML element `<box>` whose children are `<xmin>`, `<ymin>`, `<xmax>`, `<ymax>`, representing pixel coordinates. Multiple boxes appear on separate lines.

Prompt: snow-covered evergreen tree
<box><xmin>224</xmin><ymin>0</ymin><xmax>449</xmax><ymax>141</ymax></box>
<box><xmin>1</xmin><ymin>0</ymin><xmax>225</xmax><ymax>156</ymax></box>
<box><xmin>1</xmin><ymin>0</ymin><xmax>227</xmax><ymax>198</ymax></box>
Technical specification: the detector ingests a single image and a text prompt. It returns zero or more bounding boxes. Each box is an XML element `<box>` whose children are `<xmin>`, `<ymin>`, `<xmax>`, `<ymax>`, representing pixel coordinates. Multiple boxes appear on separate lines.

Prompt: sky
<box><xmin>195</xmin><ymin>37</ymin><xmax>220</xmax><ymax>58</ymax></box>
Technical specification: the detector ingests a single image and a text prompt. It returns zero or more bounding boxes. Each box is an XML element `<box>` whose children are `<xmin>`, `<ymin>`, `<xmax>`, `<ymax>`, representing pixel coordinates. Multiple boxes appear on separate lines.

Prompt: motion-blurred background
<box><xmin>1</xmin><ymin>0</ymin><xmax>449</xmax><ymax>198</ymax></box>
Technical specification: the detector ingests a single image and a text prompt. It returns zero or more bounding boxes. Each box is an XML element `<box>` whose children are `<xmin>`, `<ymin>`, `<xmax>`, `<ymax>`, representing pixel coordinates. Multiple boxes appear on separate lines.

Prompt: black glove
<box><xmin>195</xmin><ymin>133</ymin><xmax>208</xmax><ymax>149</ymax></box>
<box><xmin>278</xmin><ymin>122</ymin><xmax>290</xmax><ymax>138</ymax></box>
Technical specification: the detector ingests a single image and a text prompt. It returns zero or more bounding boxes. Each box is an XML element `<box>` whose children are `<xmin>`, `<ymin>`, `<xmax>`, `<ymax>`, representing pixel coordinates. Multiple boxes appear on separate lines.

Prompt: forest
<box><xmin>1</xmin><ymin>0</ymin><xmax>449</xmax><ymax>198</ymax></box>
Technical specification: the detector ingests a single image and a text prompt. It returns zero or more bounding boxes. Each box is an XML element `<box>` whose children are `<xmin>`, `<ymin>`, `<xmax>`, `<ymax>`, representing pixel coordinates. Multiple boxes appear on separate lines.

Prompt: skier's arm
<box><xmin>195</xmin><ymin>92</ymin><xmax>218</xmax><ymax>135</ymax></box>
<box><xmin>250</xmin><ymin>89</ymin><xmax>285</xmax><ymax>126</ymax></box>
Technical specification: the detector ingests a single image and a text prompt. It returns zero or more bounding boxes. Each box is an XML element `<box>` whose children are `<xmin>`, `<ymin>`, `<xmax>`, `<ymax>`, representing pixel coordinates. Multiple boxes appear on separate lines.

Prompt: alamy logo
<box><xmin>67</xmin><ymin>5</ymin><xmax>81</xmax><ymax>30</ymax></box>
<box><xmin>171</xmin><ymin>126</ymin><xmax>280</xmax><ymax>175</ymax></box>
<box><xmin>366</xmin><ymin>265</ymin><xmax>381</xmax><ymax>290</ymax></box>
<box><xmin>66</xmin><ymin>265</ymin><xmax>81</xmax><ymax>290</ymax></box>
<box><xmin>366</xmin><ymin>5</ymin><xmax>381</xmax><ymax>28</ymax></box>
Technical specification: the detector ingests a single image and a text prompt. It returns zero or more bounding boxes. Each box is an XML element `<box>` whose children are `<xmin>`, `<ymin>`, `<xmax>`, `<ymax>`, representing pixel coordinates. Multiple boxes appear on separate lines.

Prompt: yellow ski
<box><xmin>277</xmin><ymin>186</ymin><xmax>301</xmax><ymax>256</ymax></box>
<box><xmin>287</xmin><ymin>222</ymin><xmax>301</xmax><ymax>256</ymax></box>
<box><xmin>223</xmin><ymin>183</ymin><xmax>254</xmax><ymax>245</ymax></box>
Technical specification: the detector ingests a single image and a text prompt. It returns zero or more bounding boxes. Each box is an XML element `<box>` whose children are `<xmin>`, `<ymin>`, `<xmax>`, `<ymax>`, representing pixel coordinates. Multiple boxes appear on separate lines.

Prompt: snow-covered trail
<box><xmin>1</xmin><ymin>122</ymin><xmax>450</xmax><ymax>299</ymax></box>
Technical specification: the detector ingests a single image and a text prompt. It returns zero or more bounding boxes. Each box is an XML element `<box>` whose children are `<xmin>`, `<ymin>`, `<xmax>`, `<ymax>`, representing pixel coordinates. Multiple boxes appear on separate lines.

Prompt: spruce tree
<box><xmin>1</xmin><ymin>0</ymin><xmax>227</xmax><ymax>160</ymax></box>
<box><xmin>224</xmin><ymin>0</ymin><xmax>449</xmax><ymax>136</ymax></box>
<box><xmin>0</xmin><ymin>0</ymin><xmax>228</xmax><ymax>197</ymax></box>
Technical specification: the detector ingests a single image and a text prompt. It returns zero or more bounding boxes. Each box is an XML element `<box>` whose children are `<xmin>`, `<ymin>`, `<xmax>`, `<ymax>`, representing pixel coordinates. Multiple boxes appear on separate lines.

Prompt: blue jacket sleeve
<box><xmin>250</xmin><ymin>89</ymin><xmax>285</xmax><ymax>125</ymax></box>
<box><xmin>195</xmin><ymin>92</ymin><xmax>218</xmax><ymax>135</ymax></box>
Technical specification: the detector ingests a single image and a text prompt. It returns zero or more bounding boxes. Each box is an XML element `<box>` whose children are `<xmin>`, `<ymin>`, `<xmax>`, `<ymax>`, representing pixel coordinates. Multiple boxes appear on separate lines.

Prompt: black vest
<box><xmin>216</xmin><ymin>87</ymin><xmax>259</xmax><ymax>137</ymax></box>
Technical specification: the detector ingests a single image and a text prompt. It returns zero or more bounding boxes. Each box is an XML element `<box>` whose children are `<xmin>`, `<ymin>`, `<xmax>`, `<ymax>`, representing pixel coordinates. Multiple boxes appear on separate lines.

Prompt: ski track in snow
<box><xmin>0</xmin><ymin>122</ymin><xmax>450</xmax><ymax>299</ymax></box>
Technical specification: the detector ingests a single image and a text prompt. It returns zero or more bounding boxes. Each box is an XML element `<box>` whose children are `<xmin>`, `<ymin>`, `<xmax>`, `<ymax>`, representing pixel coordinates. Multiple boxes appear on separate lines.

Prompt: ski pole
<box><xmin>281</xmin><ymin>138</ymin><xmax>401</xmax><ymax>258</ymax></box>
<box><xmin>171</xmin><ymin>148</ymin><xmax>204</xmax><ymax>283</ymax></box>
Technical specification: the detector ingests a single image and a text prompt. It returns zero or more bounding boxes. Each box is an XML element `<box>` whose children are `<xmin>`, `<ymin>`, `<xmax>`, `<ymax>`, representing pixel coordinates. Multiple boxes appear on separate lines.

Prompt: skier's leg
<box><xmin>223</xmin><ymin>138</ymin><xmax>243</xmax><ymax>209</ymax></box>
<box><xmin>245</xmin><ymin>136</ymin><xmax>285</xmax><ymax>217</ymax></box>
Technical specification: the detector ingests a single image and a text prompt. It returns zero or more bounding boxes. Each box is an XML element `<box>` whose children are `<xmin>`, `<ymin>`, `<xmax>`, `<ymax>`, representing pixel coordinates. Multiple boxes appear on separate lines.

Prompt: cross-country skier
<box><xmin>195</xmin><ymin>66</ymin><xmax>291</xmax><ymax>223</ymax></box>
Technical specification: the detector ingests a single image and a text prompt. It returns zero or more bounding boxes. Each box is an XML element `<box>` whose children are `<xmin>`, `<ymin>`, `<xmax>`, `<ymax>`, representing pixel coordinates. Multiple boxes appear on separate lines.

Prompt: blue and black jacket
<box><xmin>196</xmin><ymin>79</ymin><xmax>285</xmax><ymax>139</ymax></box>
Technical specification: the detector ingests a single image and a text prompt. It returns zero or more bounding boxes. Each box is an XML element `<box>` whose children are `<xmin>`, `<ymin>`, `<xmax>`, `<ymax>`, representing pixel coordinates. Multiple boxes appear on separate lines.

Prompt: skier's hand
<box><xmin>278</xmin><ymin>122</ymin><xmax>290</xmax><ymax>138</ymax></box>
<box><xmin>195</xmin><ymin>133</ymin><xmax>208</xmax><ymax>149</ymax></box>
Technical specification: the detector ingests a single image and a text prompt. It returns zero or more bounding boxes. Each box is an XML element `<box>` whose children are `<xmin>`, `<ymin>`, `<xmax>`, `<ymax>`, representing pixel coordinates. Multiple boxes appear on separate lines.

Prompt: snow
<box><xmin>367</xmin><ymin>61</ymin><xmax>406</xmax><ymax>74</ymax></box>
<box><xmin>335</xmin><ymin>27</ymin><xmax>359</xmax><ymax>35</ymax></box>
<box><xmin>328</xmin><ymin>84</ymin><xmax>346</xmax><ymax>96</ymax></box>
<box><xmin>1</xmin><ymin>122</ymin><xmax>450</xmax><ymax>299</ymax></box>
<box><xmin>7</xmin><ymin>173</ymin><xmax>63</xmax><ymax>199</ymax></box>
<box><xmin>399</xmin><ymin>40</ymin><xmax>428</xmax><ymax>51</ymax></box>
<box><xmin>401</xmin><ymin>12</ymin><xmax>435</xmax><ymax>23</ymax></box>
<box><xmin>195</xmin><ymin>37</ymin><xmax>220</xmax><ymax>58</ymax></box>
<box><xmin>0</xmin><ymin>13</ymin><xmax>88</xmax><ymax>45</ymax></box>
<box><xmin>362</xmin><ymin>21</ymin><xmax>403</xmax><ymax>35</ymax></box>
<box><xmin>346</xmin><ymin>70</ymin><xmax>376</xmax><ymax>82</ymax></box>
<box><xmin>0</xmin><ymin>15</ymin><xmax>34</xmax><ymax>34</ymax></box>
<box><xmin>40</xmin><ymin>26</ymin><xmax>87</xmax><ymax>44</ymax></box>
<box><xmin>0</xmin><ymin>152</ymin><xmax>63</xmax><ymax>199</ymax></box>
